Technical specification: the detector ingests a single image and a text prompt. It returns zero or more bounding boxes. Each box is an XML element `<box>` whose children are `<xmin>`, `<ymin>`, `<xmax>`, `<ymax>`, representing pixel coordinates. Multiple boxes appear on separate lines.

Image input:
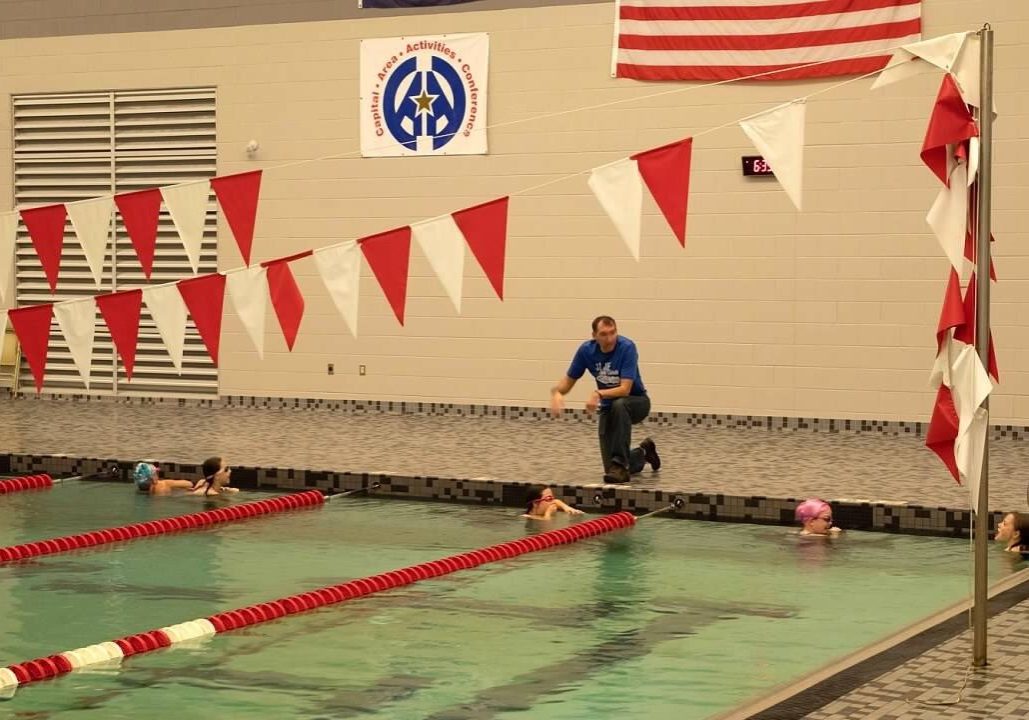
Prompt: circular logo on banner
<box><xmin>369</xmin><ymin>39</ymin><xmax>482</xmax><ymax>153</ymax></box>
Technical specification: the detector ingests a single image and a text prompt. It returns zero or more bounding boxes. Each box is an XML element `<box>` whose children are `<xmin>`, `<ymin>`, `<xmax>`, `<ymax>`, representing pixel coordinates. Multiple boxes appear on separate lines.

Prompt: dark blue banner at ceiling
<box><xmin>359</xmin><ymin>0</ymin><xmax>484</xmax><ymax>7</ymax></box>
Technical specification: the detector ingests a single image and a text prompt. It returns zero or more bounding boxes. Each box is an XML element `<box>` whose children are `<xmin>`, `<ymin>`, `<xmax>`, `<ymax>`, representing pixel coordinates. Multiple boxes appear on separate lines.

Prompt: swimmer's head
<box><xmin>132</xmin><ymin>462</ymin><xmax>158</xmax><ymax>493</ymax></box>
<box><xmin>795</xmin><ymin>498</ymin><xmax>831</xmax><ymax>525</ymax></box>
<box><xmin>525</xmin><ymin>485</ymin><xmax>555</xmax><ymax>513</ymax></box>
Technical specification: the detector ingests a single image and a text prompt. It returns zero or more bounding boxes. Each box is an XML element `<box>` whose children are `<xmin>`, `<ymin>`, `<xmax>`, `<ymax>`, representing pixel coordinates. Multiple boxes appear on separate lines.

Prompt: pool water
<box><xmin>0</xmin><ymin>483</ymin><xmax>1013</xmax><ymax>719</ymax></box>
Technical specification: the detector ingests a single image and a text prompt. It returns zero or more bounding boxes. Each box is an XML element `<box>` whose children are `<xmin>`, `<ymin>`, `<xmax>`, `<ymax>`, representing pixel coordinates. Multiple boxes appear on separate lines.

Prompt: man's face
<box><xmin>593</xmin><ymin>322</ymin><xmax>618</xmax><ymax>352</ymax></box>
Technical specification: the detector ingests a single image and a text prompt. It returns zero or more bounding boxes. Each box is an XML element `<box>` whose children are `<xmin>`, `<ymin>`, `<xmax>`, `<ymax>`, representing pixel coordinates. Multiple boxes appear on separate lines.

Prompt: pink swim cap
<box><xmin>795</xmin><ymin>499</ymin><xmax>830</xmax><ymax>524</ymax></box>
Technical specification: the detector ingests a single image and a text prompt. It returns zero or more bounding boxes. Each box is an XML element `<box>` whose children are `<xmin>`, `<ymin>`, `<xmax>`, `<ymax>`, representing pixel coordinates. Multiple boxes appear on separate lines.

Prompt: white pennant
<box><xmin>740</xmin><ymin>101</ymin><xmax>806</xmax><ymax>211</ymax></box>
<box><xmin>412</xmin><ymin>215</ymin><xmax>466</xmax><ymax>313</ymax></box>
<box><xmin>54</xmin><ymin>299</ymin><xmax>97</xmax><ymax>388</ymax></box>
<box><xmin>161</xmin><ymin>182</ymin><xmax>210</xmax><ymax>274</ymax></box>
<box><xmin>0</xmin><ymin>310</ymin><xmax>7</xmax><ymax>352</ymax></box>
<box><xmin>143</xmin><ymin>284</ymin><xmax>189</xmax><ymax>373</ymax></box>
<box><xmin>949</xmin><ymin>344</ymin><xmax>993</xmax><ymax>512</ymax></box>
<box><xmin>67</xmin><ymin>197</ymin><xmax>114</xmax><ymax>290</ymax></box>
<box><xmin>588</xmin><ymin>158</ymin><xmax>643</xmax><ymax>261</ymax></box>
<box><xmin>313</xmin><ymin>242</ymin><xmax>361</xmax><ymax>338</ymax></box>
<box><xmin>926</xmin><ymin>162</ymin><xmax>968</xmax><ymax>277</ymax></box>
<box><xmin>226</xmin><ymin>266</ymin><xmax>268</xmax><ymax>360</ymax></box>
<box><xmin>0</xmin><ymin>212</ymin><xmax>16</xmax><ymax>305</ymax></box>
<box><xmin>871</xmin><ymin>33</ymin><xmax>968</xmax><ymax>91</ymax></box>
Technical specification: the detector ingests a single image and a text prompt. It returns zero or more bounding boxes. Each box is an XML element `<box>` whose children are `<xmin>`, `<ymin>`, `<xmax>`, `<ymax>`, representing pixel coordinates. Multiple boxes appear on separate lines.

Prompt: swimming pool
<box><xmin>0</xmin><ymin>483</ymin><xmax>1014</xmax><ymax>718</ymax></box>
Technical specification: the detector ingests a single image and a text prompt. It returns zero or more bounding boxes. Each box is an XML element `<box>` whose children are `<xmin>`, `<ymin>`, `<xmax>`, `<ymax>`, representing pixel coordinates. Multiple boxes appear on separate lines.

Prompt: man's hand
<box><xmin>585</xmin><ymin>390</ymin><xmax>600</xmax><ymax>414</ymax></box>
<box><xmin>550</xmin><ymin>391</ymin><xmax>565</xmax><ymax>418</ymax></box>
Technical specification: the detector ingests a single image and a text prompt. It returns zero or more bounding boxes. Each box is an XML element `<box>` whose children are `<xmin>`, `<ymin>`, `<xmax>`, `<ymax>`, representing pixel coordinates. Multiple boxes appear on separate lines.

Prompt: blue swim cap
<box><xmin>132</xmin><ymin>463</ymin><xmax>157</xmax><ymax>492</ymax></box>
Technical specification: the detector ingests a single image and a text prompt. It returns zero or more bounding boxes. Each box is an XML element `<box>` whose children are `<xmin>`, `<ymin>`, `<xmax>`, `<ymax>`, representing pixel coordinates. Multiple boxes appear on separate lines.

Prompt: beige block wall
<box><xmin>1</xmin><ymin>1</ymin><xmax>1028</xmax><ymax>421</ymax></box>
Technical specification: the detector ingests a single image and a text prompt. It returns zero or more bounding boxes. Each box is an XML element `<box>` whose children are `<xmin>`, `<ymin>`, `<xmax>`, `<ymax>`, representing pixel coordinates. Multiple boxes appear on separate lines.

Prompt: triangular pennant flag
<box><xmin>54</xmin><ymin>299</ymin><xmax>97</xmax><ymax>388</ymax></box>
<box><xmin>360</xmin><ymin>226</ymin><xmax>411</xmax><ymax>326</ymax></box>
<box><xmin>872</xmin><ymin>33</ymin><xmax>968</xmax><ymax>91</ymax></box>
<box><xmin>588</xmin><ymin>159</ymin><xmax>643</xmax><ymax>260</ymax></box>
<box><xmin>412</xmin><ymin>215</ymin><xmax>466</xmax><ymax>312</ymax></box>
<box><xmin>951</xmin><ymin>33</ymin><xmax>985</xmax><ymax>111</ymax></box>
<box><xmin>8</xmin><ymin>303</ymin><xmax>53</xmax><ymax>392</ymax></box>
<box><xmin>740</xmin><ymin>102</ymin><xmax>805</xmax><ymax>211</ymax></box>
<box><xmin>226</xmin><ymin>266</ymin><xmax>268</xmax><ymax>359</ymax></box>
<box><xmin>114</xmin><ymin>189</ymin><xmax>162</xmax><ymax>279</ymax></box>
<box><xmin>925</xmin><ymin>384</ymin><xmax>959</xmax><ymax>482</ymax></box>
<box><xmin>920</xmin><ymin>74</ymin><xmax>978</xmax><ymax>187</ymax></box>
<box><xmin>66</xmin><ymin>197</ymin><xmax>114</xmax><ymax>290</ymax></box>
<box><xmin>632</xmin><ymin>138</ymin><xmax>693</xmax><ymax>247</ymax></box>
<box><xmin>96</xmin><ymin>289</ymin><xmax>143</xmax><ymax>381</ymax></box>
<box><xmin>935</xmin><ymin>269</ymin><xmax>965</xmax><ymax>353</ymax></box>
<box><xmin>926</xmin><ymin>163</ymin><xmax>967</xmax><ymax>275</ymax></box>
<box><xmin>161</xmin><ymin>182</ymin><xmax>210</xmax><ymax>274</ymax></box>
<box><xmin>177</xmin><ymin>273</ymin><xmax>226</xmax><ymax>365</ymax></box>
<box><xmin>264</xmin><ymin>256</ymin><xmax>306</xmax><ymax>351</ymax></box>
<box><xmin>211</xmin><ymin>170</ymin><xmax>262</xmax><ymax>266</ymax></box>
<box><xmin>313</xmin><ymin>242</ymin><xmax>361</xmax><ymax>338</ymax></box>
<box><xmin>20</xmin><ymin>204</ymin><xmax>67</xmax><ymax>293</ymax></box>
<box><xmin>0</xmin><ymin>213</ymin><xmax>17</xmax><ymax>305</ymax></box>
<box><xmin>143</xmin><ymin>283</ymin><xmax>189</xmax><ymax>373</ymax></box>
<box><xmin>960</xmin><ymin>407</ymin><xmax>989</xmax><ymax>513</ymax></box>
<box><xmin>964</xmin><ymin>190</ymin><xmax>997</xmax><ymax>281</ymax></box>
<box><xmin>953</xmin><ymin>273</ymin><xmax>999</xmax><ymax>382</ymax></box>
<box><xmin>452</xmin><ymin>197</ymin><xmax>508</xmax><ymax>300</ymax></box>
<box><xmin>0</xmin><ymin>310</ymin><xmax>6</xmax><ymax>350</ymax></box>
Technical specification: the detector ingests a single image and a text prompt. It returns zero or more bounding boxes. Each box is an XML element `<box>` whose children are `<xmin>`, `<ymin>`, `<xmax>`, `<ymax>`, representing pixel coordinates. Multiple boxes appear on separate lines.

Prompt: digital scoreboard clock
<box><xmin>742</xmin><ymin>156</ymin><xmax>774</xmax><ymax>176</ymax></box>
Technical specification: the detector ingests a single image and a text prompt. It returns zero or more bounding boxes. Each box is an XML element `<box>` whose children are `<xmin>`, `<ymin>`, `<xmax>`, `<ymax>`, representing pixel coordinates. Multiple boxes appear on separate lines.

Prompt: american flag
<box><xmin>614</xmin><ymin>0</ymin><xmax>922</xmax><ymax>82</ymax></box>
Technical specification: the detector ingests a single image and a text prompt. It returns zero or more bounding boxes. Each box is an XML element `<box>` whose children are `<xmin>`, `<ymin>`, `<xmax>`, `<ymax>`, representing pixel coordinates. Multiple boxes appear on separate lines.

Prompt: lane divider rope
<box><xmin>0</xmin><ymin>490</ymin><xmax>325</xmax><ymax>563</ymax></box>
<box><xmin>0</xmin><ymin>511</ymin><xmax>636</xmax><ymax>690</ymax></box>
<box><xmin>0</xmin><ymin>474</ymin><xmax>53</xmax><ymax>495</ymax></box>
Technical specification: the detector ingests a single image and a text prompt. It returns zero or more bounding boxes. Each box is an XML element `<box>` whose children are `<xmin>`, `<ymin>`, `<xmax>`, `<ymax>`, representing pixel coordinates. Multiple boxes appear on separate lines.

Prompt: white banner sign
<box><xmin>361</xmin><ymin>33</ymin><xmax>488</xmax><ymax>157</ymax></box>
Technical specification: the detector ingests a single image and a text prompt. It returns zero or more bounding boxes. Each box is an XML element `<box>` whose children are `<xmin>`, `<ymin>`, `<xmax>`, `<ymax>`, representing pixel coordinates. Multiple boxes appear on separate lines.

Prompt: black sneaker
<box><xmin>640</xmin><ymin>437</ymin><xmax>661</xmax><ymax>472</ymax></box>
<box><xmin>603</xmin><ymin>463</ymin><xmax>631</xmax><ymax>484</ymax></box>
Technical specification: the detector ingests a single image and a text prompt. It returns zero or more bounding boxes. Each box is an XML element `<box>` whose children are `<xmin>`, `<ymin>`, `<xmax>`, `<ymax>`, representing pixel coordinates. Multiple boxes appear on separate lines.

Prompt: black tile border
<box><xmin>5</xmin><ymin>390</ymin><xmax>1029</xmax><ymax>440</ymax></box>
<box><xmin>745</xmin><ymin>573</ymin><xmax>1029</xmax><ymax>719</ymax></box>
<box><xmin>1</xmin><ymin>453</ymin><xmax>1006</xmax><ymax>539</ymax></box>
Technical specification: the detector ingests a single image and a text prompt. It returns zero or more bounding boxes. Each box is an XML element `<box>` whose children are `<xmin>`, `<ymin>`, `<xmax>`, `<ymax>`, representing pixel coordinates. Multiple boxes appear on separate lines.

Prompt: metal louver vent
<box><xmin>13</xmin><ymin>87</ymin><xmax>218</xmax><ymax>397</ymax></box>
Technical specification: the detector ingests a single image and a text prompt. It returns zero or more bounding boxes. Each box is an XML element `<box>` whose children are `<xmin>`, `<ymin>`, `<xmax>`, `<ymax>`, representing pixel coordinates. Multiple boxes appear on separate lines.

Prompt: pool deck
<box><xmin>2</xmin><ymin>395</ymin><xmax>1028</xmax><ymax>719</ymax></box>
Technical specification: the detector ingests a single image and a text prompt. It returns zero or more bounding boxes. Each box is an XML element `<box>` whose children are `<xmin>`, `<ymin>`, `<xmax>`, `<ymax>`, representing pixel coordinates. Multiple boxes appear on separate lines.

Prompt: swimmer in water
<box><xmin>190</xmin><ymin>456</ymin><xmax>240</xmax><ymax>497</ymax></box>
<box><xmin>795</xmin><ymin>498</ymin><xmax>842</xmax><ymax>536</ymax></box>
<box><xmin>133</xmin><ymin>462</ymin><xmax>195</xmax><ymax>495</ymax></box>
<box><xmin>995</xmin><ymin>512</ymin><xmax>1028</xmax><ymax>554</ymax></box>
<box><xmin>523</xmin><ymin>485</ymin><xmax>584</xmax><ymax>520</ymax></box>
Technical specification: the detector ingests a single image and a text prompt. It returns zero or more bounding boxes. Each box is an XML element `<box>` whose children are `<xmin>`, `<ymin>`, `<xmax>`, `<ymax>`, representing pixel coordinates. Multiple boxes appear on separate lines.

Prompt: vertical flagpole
<box><xmin>972</xmin><ymin>23</ymin><xmax>994</xmax><ymax>668</ymax></box>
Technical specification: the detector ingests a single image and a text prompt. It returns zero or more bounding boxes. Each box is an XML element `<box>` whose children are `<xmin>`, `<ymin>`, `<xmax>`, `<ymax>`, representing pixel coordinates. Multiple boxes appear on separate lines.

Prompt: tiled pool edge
<box><xmin>6</xmin><ymin>391</ymin><xmax>1029</xmax><ymax>440</ymax></box>
<box><xmin>2</xmin><ymin>453</ymin><xmax>1003</xmax><ymax>538</ymax></box>
<box><xmin>717</xmin><ymin>566</ymin><xmax>1029</xmax><ymax>720</ymax></box>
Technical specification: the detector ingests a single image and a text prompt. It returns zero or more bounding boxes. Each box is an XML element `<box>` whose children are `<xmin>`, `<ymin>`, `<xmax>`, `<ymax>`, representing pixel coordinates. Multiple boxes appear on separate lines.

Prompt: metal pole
<box><xmin>972</xmin><ymin>24</ymin><xmax>994</xmax><ymax>668</ymax></box>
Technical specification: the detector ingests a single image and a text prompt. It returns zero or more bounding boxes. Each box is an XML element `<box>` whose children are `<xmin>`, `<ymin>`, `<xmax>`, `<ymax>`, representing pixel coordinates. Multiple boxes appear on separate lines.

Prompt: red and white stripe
<box><xmin>614</xmin><ymin>0</ymin><xmax>922</xmax><ymax>81</ymax></box>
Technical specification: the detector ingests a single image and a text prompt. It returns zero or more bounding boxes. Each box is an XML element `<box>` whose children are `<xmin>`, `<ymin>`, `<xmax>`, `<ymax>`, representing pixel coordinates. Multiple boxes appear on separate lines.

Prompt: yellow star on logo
<box><xmin>411</xmin><ymin>90</ymin><xmax>437</xmax><ymax>116</ymax></box>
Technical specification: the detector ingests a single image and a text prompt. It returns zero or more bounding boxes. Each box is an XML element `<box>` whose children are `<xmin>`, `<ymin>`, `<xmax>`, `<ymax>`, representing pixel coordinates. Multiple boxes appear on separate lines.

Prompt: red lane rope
<box><xmin>1</xmin><ymin>511</ymin><xmax>637</xmax><ymax>688</ymax></box>
<box><xmin>0</xmin><ymin>474</ymin><xmax>53</xmax><ymax>495</ymax></box>
<box><xmin>0</xmin><ymin>490</ymin><xmax>325</xmax><ymax>563</ymax></box>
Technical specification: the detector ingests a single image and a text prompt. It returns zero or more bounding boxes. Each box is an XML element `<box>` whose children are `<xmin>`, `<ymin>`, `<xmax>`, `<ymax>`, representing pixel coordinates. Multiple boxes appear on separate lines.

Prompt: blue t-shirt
<box><xmin>566</xmin><ymin>336</ymin><xmax>647</xmax><ymax>407</ymax></box>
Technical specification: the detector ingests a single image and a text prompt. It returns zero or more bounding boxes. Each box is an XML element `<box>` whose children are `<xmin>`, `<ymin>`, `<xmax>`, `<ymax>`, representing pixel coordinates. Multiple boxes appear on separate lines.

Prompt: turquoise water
<box><xmin>0</xmin><ymin>483</ymin><xmax>1015</xmax><ymax>719</ymax></box>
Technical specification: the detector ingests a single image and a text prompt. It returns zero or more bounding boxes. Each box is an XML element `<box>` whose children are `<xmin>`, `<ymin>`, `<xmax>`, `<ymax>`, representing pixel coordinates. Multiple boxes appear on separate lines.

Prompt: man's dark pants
<box><xmin>597</xmin><ymin>395</ymin><xmax>651</xmax><ymax>473</ymax></box>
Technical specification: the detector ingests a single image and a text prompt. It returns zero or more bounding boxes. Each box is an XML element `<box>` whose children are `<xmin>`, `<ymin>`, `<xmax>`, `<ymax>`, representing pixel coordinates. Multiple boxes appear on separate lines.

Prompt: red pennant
<box><xmin>177</xmin><ymin>273</ymin><xmax>226</xmax><ymax>365</ymax></box>
<box><xmin>95</xmin><ymin>289</ymin><xmax>143</xmax><ymax>381</ymax></box>
<box><xmin>114</xmin><ymin>189</ymin><xmax>162</xmax><ymax>279</ymax></box>
<box><xmin>926</xmin><ymin>385</ymin><xmax>960</xmax><ymax>483</ymax></box>
<box><xmin>953</xmin><ymin>273</ymin><xmax>999</xmax><ymax>382</ymax></box>
<box><xmin>20</xmin><ymin>205</ymin><xmax>67</xmax><ymax>293</ymax></box>
<box><xmin>360</xmin><ymin>227</ymin><xmax>411</xmax><ymax>326</ymax></box>
<box><xmin>452</xmin><ymin>197</ymin><xmax>509</xmax><ymax>300</ymax></box>
<box><xmin>7</xmin><ymin>304</ymin><xmax>54</xmax><ymax>392</ymax></box>
<box><xmin>921</xmin><ymin>74</ymin><xmax>978</xmax><ymax>187</ymax></box>
<box><xmin>263</xmin><ymin>257</ymin><xmax>306</xmax><ymax>351</ymax></box>
<box><xmin>211</xmin><ymin>170</ymin><xmax>262</xmax><ymax>266</ymax></box>
<box><xmin>935</xmin><ymin>269</ymin><xmax>965</xmax><ymax>352</ymax></box>
<box><xmin>632</xmin><ymin>137</ymin><xmax>693</xmax><ymax>247</ymax></box>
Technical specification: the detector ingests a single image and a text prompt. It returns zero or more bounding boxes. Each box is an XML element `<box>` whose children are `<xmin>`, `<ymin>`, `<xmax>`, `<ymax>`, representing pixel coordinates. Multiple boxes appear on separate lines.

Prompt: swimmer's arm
<box><xmin>167</xmin><ymin>480</ymin><xmax>194</xmax><ymax>490</ymax></box>
<box><xmin>222</xmin><ymin>487</ymin><xmax>240</xmax><ymax>494</ymax></box>
<box><xmin>553</xmin><ymin>499</ymin><xmax>584</xmax><ymax>516</ymax></box>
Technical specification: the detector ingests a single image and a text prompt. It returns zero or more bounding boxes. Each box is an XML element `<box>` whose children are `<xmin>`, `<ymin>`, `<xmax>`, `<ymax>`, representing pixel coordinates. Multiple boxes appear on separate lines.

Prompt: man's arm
<box><xmin>549</xmin><ymin>375</ymin><xmax>577</xmax><ymax>417</ymax></box>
